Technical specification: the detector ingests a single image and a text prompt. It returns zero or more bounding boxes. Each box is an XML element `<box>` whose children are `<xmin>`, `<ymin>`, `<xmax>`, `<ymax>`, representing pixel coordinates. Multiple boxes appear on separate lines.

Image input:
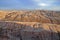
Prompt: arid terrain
<box><xmin>0</xmin><ymin>10</ymin><xmax>60</xmax><ymax>40</ymax></box>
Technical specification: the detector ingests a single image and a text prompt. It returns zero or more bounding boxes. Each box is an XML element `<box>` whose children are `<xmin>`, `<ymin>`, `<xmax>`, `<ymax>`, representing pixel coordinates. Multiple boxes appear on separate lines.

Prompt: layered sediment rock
<box><xmin>0</xmin><ymin>10</ymin><xmax>60</xmax><ymax>24</ymax></box>
<box><xmin>0</xmin><ymin>10</ymin><xmax>60</xmax><ymax>40</ymax></box>
<box><xmin>0</xmin><ymin>22</ymin><xmax>60</xmax><ymax>40</ymax></box>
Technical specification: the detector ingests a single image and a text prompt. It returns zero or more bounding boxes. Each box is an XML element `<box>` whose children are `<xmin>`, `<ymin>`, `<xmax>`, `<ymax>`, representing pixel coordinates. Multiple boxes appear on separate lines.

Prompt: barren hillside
<box><xmin>0</xmin><ymin>10</ymin><xmax>60</xmax><ymax>24</ymax></box>
<box><xmin>0</xmin><ymin>10</ymin><xmax>60</xmax><ymax>40</ymax></box>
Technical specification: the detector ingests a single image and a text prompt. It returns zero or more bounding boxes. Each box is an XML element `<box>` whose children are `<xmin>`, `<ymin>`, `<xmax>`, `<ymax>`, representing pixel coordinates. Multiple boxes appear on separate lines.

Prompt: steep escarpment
<box><xmin>0</xmin><ymin>22</ymin><xmax>60</xmax><ymax>40</ymax></box>
<box><xmin>0</xmin><ymin>10</ymin><xmax>60</xmax><ymax>40</ymax></box>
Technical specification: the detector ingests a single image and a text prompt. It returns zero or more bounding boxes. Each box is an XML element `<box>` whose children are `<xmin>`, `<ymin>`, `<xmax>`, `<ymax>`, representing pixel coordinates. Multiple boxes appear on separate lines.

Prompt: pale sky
<box><xmin>0</xmin><ymin>0</ymin><xmax>60</xmax><ymax>11</ymax></box>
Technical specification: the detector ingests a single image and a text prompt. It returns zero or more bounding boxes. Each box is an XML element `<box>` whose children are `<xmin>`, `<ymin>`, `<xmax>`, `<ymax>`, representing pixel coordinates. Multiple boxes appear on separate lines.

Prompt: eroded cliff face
<box><xmin>0</xmin><ymin>10</ymin><xmax>60</xmax><ymax>40</ymax></box>
<box><xmin>0</xmin><ymin>22</ymin><xmax>60</xmax><ymax>40</ymax></box>
<box><xmin>0</xmin><ymin>10</ymin><xmax>60</xmax><ymax>24</ymax></box>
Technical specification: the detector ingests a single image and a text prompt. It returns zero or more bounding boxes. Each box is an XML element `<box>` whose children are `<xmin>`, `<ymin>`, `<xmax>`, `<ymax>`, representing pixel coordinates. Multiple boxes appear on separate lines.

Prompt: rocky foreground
<box><xmin>0</xmin><ymin>10</ymin><xmax>60</xmax><ymax>40</ymax></box>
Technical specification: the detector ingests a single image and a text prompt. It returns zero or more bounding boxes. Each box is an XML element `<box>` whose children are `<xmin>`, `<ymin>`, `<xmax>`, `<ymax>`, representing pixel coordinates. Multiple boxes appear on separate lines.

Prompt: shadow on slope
<box><xmin>0</xmin><ymin>22</ymin><xmax>60</xmax><ymax>40</ymax></box>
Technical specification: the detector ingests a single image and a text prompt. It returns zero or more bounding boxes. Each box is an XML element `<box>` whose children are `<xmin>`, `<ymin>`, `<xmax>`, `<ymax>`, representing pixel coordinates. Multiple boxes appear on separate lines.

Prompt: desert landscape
<box><xmin>0</xmin><ymin>10</ymin><xmax>60</xmax><ymax>40</ymax></box>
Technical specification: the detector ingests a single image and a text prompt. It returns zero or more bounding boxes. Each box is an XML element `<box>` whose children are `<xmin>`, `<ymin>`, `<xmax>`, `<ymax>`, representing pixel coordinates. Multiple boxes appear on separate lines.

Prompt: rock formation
<box><xmin>0</xmin><ymin>10</ymin><xmax>60</xmax><ymax>40</ymax></box>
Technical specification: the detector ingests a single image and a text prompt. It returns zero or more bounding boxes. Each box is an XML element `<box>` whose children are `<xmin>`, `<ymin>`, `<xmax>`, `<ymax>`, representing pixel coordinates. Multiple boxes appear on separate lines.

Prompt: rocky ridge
<box><xmin>0</xmin><ymin>10</ymin><xmax>60</xmax><ymax>40</ymax></box>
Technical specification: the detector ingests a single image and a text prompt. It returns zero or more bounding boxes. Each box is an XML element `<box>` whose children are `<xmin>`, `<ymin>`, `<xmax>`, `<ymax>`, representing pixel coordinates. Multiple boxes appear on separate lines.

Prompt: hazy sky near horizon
<box><xmin>0</xmin><ymin>0</ymin><xmax>60</xmax><ymax>11</ymax></box>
